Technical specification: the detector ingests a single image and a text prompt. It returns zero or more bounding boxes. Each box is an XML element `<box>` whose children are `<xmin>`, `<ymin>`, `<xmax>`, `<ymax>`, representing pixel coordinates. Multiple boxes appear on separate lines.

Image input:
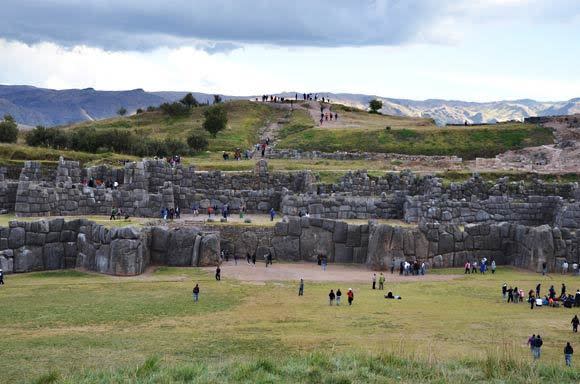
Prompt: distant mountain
<box><xmin>1</xmin><ymin>84</ymin><xmax>578</xmax><ymax>127</ymax></box>
<box><xmin>0</xmin><ymin>85</ymin><xmax>166</xmax><ymax>126</ymax></box>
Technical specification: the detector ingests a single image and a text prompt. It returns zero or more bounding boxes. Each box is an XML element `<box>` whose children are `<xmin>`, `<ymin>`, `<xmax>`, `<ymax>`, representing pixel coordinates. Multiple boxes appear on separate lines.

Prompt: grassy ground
<box><xmin>1</xmin><ymin>267</ymin><xmax>579</xmax><ymax>383</ymax></box>
<box><xmin>62</xmin><ymin>101</ymin><xmax>285</xmax><ymax>152</ymax></box>
<box><xmin>277</xmin><ymin>123</ymin><xmax>554</xmax><ymax>160</ymax></box>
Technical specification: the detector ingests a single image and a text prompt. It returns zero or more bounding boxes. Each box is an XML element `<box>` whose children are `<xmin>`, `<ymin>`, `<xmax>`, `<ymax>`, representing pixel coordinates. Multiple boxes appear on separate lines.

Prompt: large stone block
<box><xmin>271</xmin><ymin>236</ymin><xmax>300</xmax><ymax>261</ymax></box>
<box><xmin>198</xmin><ymin>234</ymin><xmax>220</xmax><ymax>267</ymax></box>
<box><xmin>334</xmin><ymin>243</ymin><xmax>353</xmax><ymax>263</ymax></box>
<box><xmin>287</xmin><ymin>217</ymin><xmax>302</xmax><ymax>237</ymax></box>
<box><xmin>333</xmin><ymin>221</ymin><xmax>348</xmax><ymax>243</ymax></box>
<box><xmin>26</xmin><ymin>232</ymin><xmax>46</xmax><ymax>246</ymax></box>
<box><xmin>299</xmin><ymin>227</ymin><xmax>334</xmax><ymax>262</ymax></box>
<box><xmin>8</xmin><ymin>227</ymin><xmax>25</xmax><ymax>248</ymax></box>
<box><xmin>166</xmin><ymin>228</ymin><xmax>197</xmax><ymax>266</ymax></box>
<box><xmin>43</xmin><ymin>243</ymin><xmax>65</xmax><ymax>270</ymax></box>
<box><xmin>110</xmin><ymin>239</ymin><xmax>145</xmax><ymax>275</ymax></box>
<box><xmin>346</xmin><ymin>225</ymin><xmax>361</xmax><ymax>247</ymax></box>
<box><xmin>14</xmin><ymin>246</ymin><xmax>43</xmax><ymax>272</ymax></box>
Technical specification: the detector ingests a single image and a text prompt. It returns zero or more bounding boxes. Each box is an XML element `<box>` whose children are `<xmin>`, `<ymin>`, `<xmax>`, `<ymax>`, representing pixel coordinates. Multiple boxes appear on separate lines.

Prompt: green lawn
<box><xmin>1</xmin><ymin>267</ymin><xmax>579</xmax><ymax>383</ymax></box>
<box><xmin>277</xmin><ymin>123</ymin><xmax>554</xmax><ymax>160</ymax></box>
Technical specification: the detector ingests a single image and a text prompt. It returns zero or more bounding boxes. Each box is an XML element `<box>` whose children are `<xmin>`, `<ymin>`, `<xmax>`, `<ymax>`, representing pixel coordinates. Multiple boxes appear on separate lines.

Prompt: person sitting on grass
<box><xmin>385</xmin><ymin>291</ymin><xmax>402</xmax><ymax>299</ymax></box>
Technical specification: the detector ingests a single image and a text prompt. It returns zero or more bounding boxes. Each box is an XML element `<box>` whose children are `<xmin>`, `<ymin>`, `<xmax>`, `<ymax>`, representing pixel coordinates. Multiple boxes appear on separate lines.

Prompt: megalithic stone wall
<box><xmin>0</xmin><ymin>218</ymin><xmax>221</xmax><ymax>276</ymax></box>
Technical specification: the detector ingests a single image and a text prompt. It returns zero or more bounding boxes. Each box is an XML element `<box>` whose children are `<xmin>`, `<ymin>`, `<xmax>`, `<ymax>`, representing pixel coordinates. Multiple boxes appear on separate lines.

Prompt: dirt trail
<box><xmin>202</xmin><ymin>261</ymin><xmax>459</xmax><ymax>284</ymax></box>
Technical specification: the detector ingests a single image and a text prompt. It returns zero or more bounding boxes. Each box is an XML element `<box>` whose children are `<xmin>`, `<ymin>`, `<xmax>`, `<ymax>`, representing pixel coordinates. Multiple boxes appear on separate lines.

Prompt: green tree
<box><xmin>117</xmin><ymin>107</ymin><xmax>127</xmax><ymax>116</ymax></box>
<box><xmin>180</xmin><ymin>93</ymin><xmax>198</xmax><ymax>108</ymax></box>
<box><xmin>213</xmin><ymin>94</ymin><xmax>223</xmax><ymax>104</ymax></box>
<box><xmin>203</xmin><ymin>104</ymin><xmax>228</xmax><ymax>138</ymax></box>
<box><xmin>0</xmin><ymin>114</ymin><xmax>18</xmax><ymax>143</ymax></box>
<box><xmin>187</xmin><ymin>132</ymin><xmax>209</xmax><ymax>152</ymax></box>
<box><xmin>369</xmin><ymin>99</ymin><xmax>383</xmax><ymax>114</ymax></box>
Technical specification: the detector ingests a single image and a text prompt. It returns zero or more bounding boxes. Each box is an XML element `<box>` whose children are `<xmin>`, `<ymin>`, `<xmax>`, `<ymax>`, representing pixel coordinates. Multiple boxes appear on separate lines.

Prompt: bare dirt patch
<box><xmin>202</xmin><ymin>261</ymin><xmax>460</xmax><ymax>283</ymax></box>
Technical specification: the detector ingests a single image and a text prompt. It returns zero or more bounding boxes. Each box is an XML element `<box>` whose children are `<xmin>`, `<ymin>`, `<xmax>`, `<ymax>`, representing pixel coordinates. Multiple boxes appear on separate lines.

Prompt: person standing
<box><xmin>372</xmin><ymin>273</ymin><xmax>377</xmax><ymax>290</ymax></box>
<box><xmin>529</xmin><ymin>290</ymin><xmax>535</xmax><ymax>309</ymax></box>
<box><xmin>572</xmin><ymin>315</ymin><xmax>579</xmax><ymax>333</ymax></box>
<box><xmin>536</xmin><ymin>283</ymin><xmax>541</xmax><ymax>298</ymax></box>
<box><xmin>0</xmin><ymin>268</ymin><xmax>4</xmax><ymax>285</ymax></box>
<box><xmin>533</xmin><ymin>335</ymin><xmax>543</xmax><ymax>360</ymax></box>
<box><xmin>269</xmin><ymin>208</ymin><xmax>276</xmax><ymax>221</ymax></box>
<box><xmin>378</xmin><ymin>273</ymin><xmax>385</xmax><ymax>290</ymax></box>
<box><xmin>215</xmin><ymin>266</ymin><xmax>221</xmax><ymax>281</ymax></box>
<box><xmin>336</xmin><ymin>289</ymin><xmax>342</xmax><ymax>306</ymax></box>
<box><xmin>329</xmin><ymin>289</ymin><xmax>335</xmax><ymax>306</ymax></box>
<box><xmin>491</xmin><ymin>260</ymin><xmax>496</xmax><ymax>274</ymax></box>
<box><xmin>267</xmin><ymin>252</ymin><xmax>273</xmax><ymax>267</ymax></box>
<box><xmin>528</xmin><ymin>334</ymin><xmax>536</xmax><ymax>353</ymax></box>
<box><xmin>507</xmin><ymin>286</ymin><xmax>514</xmax><ymax>303</ymax></box>
<box><xmin>298</xmin><ymin>279</ymin><xmax>304</xmax><ymax>296</ymax></box>
<box><xmin>542</xmin><ymin>262</ymin><xmax>547</xmax><ymax>276</ymax></box>
<box><xmin>252</xmin><ymin>253</ymin><xmax>256</xmax><ymax>266</ymax></box>
<box><xmin>465</xmin><ymin>261</ymin><xmax>471</xmax><ymax>274</ymax></box>
<box><xmin>565</xmin><ymin>342</ymin><xmax>574</xmax><ymax>367</ymax></box>
<box><xmin>390</xmin><ymin>260</ymin><xmax>395</xmax><ymax>274</ymax></box>
<box><xmin>347</xmin><ymin>288</ymin><xmax>354</xmax><ymax>306</ymax></box>
<box><xmin>322</xmin><ymin>257</ymin><xmax>327</xmax><ymax>271</ymax></box>
<box><xmin>562</xmin><ymin>283</ymin><xmax>567</xmax><ymax>298</ymax></box>
<box><xmin>192</xmin><ymin>284</ymin><xmax>200</xmax><ymax>302</ymax></box>
<box><xmin>502</xmin><ymin>283</ymin><xmax>508</xmax><ymax>301</ymax></box>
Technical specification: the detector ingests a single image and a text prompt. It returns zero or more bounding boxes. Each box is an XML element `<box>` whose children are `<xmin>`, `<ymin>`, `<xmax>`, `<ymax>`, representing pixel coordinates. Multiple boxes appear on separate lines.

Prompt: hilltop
<box><xmin>1</xmin><ymin>84</ymin><xmax>578</xmax><ymax>127</ymax></box>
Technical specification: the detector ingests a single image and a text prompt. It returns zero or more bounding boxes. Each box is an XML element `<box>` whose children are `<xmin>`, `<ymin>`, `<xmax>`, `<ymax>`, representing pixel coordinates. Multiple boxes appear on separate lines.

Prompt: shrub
<box><xmin>369</xmin><ymin>99</ymin><xmax>383</xmax><ymax>114</ymax></box>
<box><xmin>159</xmin><ymin>102</ymin><xmax>191</xmax><ymax>117</ymax></box>
<box><xmin>187</xmin><ymin>133</ymin><xmax>209</xmax><ymax>152</ymax></box>
<box><xmin>0</xmin><ymin>114</ymin><xmax>18</xmax><ymax>143</ymax></box>
<box><xmin>203</xmin><ymin>104</ymin><xmax>228</xmax><ymax>138</ymax></box>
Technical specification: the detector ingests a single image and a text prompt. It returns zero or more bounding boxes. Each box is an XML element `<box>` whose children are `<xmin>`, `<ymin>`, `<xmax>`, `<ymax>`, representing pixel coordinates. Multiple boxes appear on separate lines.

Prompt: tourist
<box><xmin>233</xmin><ymin>253</ymin><xmax>237</xmax><ymax>265</ymax></box>
<box><xmin>513</xmin><ymin>286</ymin><xmax>519</xmax><ymax>303</ymax></box>
<box><xmin>267</xmin><ymin>252</ymin><xmax>273</xmax><ymax>267</ymax></box>
<box><xmin>192</xmin><ymin>203</ymin><xmax>199</xmax><ymax>216</ymax></box>
<box><xmin>507</xmin><ymin>286</ymin><xmax>514</xmax><ymax>303</ymax></box>
<box><xmin>562</xmin><ymin>260</ymin><xmax>569</xmax><ymax>274</ymax></box>
<box><xmin>110</xmin><ymin>207</ymin><xmax>117</xmax><ymax>221</ymax></box>
<box><xmin>336</xmin><ymin>288</ymin><xmax>342</xmax><ymax>305</ymax></box>
<box><xmin>378</xmin><ymin>273</ymin><xmax>385</xmax><ymax>290</ymax></box>
<box><xmin>390</xmin><ymin>260</ymin><xmax>395</xmax><ymax>274</ymax></box>
<box><xmin>399</xmin><ymin>261</ymin><xmax>404</xmax><ymax>275</ymax></box>
<box><xmin>576</xmin><ymin>290</ymin><xmax>580</xmax><ymax>307</ymax></box>
<box><xmin>0</xmin><ymin>268</ymin><xmax>4</xmax><ymax>285</ymax></box>
<box><xmin>175</xmin><ymin>206</ymin><xmax>180</xmax><ymax>219</ymax></box>
<box><xmin>169</xmin><ymin>208</ymin><xmax>175</xmax><ymax>220</ymax></box>
<box><xmin>321</xmin><ymin>256</ymin><xmax>327</xmax><ymax>271</ymax></box>
<box><xmin>420</xmin><ymin>262</ymin><xmax>426</xmax><ymax>275</ymax></box>
<box><xmin>329</xmin><ymin>289</ymin><xmax>336</xmax><ymax>305</ymax></box>
<box><xmin>385</xmin><ymin>292</ymin><xmax>402</xmax><ymax>299</ymax></box>
<box><xmin>347</xmin><ymin>288</ymin><xmax>354</xmax><ymax>305</ymax></box>
<box><xmin>335</xmin><ymin>113</ymin><xmax>338</xmax><ymax>120</ymax></box>
<box><xmin>573</xmin><ymin>262</ymin><xmax>579</xmax><ymax>276</ymax></box>
<box><xmin>527</xmin><ymin>334</ymin><xmax>536</xmax><ymax>352</ymax></box>
<box><xmin>536</xmin><ymin>283</ymin><xmax>541</xmax><ymax>298</ymax></box>
<box><xmin>192</xmin><ymin>284</ymin><xmax>200</xmax><ymax>302</ymax></box>
<box><xmin>372</xmin><ymin>273</ymin><xmax>377</xmax><ymax>289</ymax></box>
<box><xmin>549</xmin><ymin>285</ymin><xmax>556</xmax><ymax>300</ymax></box>
<box><xmin>465</xmin><ymin>261</ymin><xmax>470</xmax><ymax>274</ymax></box>
<box><xmin>298</xmin><ymin>278</ymin><xmax>304</xmax><ymax>296</ymax></box>
<box><xmin>113</xmin><ymin>180</ymin><xmax>118</xmax><ymax>189</ymax></box>
<box><xmin>246</xmin><ymin>252</ymin><xmax>251</xmax><ymax>265</ymax></box>
<box><xmin>215</xmin><ymin>266</ymin><xmax>221</xmax><ymax>281</ymax></box>
<box><xmin>533</xmin><ymin>335</ymin><xmax>543</xmax><ymax>359</ymax></box>
<box><xmin>491</xmin><ymin>260</ymin><xmax>496</xmax><ymax>274</ymax></box>
<box><xmin>565</xmin><ymin>342</ymin><xmax>574</xmax><ymax>367</ymax></box>
<box><xmin>207</xmin><ymin>206</ymin><xmax>213</xmax><ymax>219</ymax></box>
<box><xmin>252</xmin><ymin>253</ymin><xmax>256</xmax><ymax>266</ymax></box>
<box><xmin>561</xmin><ymin>283</ymin><xmax>567</xmax><ymax>297</ymax></box>
<box><xmin>471</xmin><ymin>261</ymin><xmax>477</xmax><ymax>274</ymax></box>
<box><xmin>502</xmin><ymin>283</ymin><xmax>508</xmax><ymax>300</ymax></box>
<box><xmin>542</xmin><ymin>262</ymin><xmax>547</xmax><ymax>276</ymax></box>
<box><xmin>572</xmin><ymin>315</ymin><xmax>579</xmax><ymax>333</ymax></box>
<box><xmin>269</xmin><ymin>208</ymin><xmax>276</xmax><ymax>221</ymax></box>
<box><xmin>529</xmin><ymin>290</ymin><xmax>535</xmax><ymax>309</ymax></box>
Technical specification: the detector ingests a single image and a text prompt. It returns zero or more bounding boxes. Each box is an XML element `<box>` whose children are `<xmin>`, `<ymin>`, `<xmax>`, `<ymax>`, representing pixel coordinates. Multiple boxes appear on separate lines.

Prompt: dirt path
<box><xmin>202</xmin><ymin>261</ymin><xmax>459</xmax><ymax>284</ymax></box>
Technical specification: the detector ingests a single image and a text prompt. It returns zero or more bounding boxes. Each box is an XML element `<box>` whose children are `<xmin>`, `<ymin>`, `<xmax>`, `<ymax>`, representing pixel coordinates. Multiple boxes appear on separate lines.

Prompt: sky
<box><xmin>0</xmin><ymin>0</ymin><xmax>579</xmax><ymax>101</ymax></box>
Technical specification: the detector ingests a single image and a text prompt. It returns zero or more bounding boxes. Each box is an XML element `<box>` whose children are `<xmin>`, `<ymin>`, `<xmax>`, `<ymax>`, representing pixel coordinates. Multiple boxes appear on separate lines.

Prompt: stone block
<box><xmin>8</xmin><ymin>227</ymin><xmax>25</xmax><ymax>248</ymax></box>
<box><xmin>287</xmin><ymin>217</ymin><xmax>302</xmax><ymax>237</ymax></box>
<box><xmin>334</xmin><ymin>243</ymin><xmax>353</xmax><ymax>263</ymax></box>
<box><xmin>43</xmin><ymin>243</ymin><xmax>65</xmax><ymax>270</ymax></box>
<box><xmin>333</xmin><ymin>221</ymin><xmax>348</xmax><ymax>243</ymax></box>
<box><xmin>346</xmin><ymin>225</ymin><xmax>361</xmax><ymax>247</ymax></box>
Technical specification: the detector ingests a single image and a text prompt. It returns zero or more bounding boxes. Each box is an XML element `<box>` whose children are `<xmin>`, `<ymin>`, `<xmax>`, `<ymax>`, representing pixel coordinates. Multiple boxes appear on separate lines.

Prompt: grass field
<box><xmin>277</xmin><ymin>123</ymin><xmax>554</xmax><ymax>160</ymax></box>
<box><xmin>1</xmin><ymin>266</ymin><xmax>579</xmax><ymax>383</ymax></box>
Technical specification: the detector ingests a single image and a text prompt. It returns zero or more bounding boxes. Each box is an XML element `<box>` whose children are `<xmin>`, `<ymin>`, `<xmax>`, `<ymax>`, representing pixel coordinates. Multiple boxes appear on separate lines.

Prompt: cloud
<box><xmin>0</xmin><ymin>0</ymin><xmax>474</xmax><ymax>51</ymax></box>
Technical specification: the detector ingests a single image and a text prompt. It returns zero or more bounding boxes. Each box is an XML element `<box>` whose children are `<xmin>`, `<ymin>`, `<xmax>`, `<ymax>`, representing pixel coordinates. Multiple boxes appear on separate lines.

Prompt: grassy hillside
<box><xmin>2</xmin><ymin>267</ymin><xmax>579</xmax><ymax>383</ymax></box>
<box><xmin>63</xmin><ymin>100</ymin><xmax>284</xmax><ymax>151</ymax></box>
<box><xmin>277</xmin><ymin>121</ymin><xmax>553</xmax><ymax>159</ymax></box>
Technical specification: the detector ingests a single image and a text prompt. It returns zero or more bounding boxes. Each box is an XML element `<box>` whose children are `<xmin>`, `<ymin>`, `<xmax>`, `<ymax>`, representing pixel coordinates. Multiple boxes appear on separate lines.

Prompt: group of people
<box><xmin>319</xmin><ymin>105</ymin><xmax>339</xmax><ymax>126</ymax></box>
<box><xmin>161</xmin><ymin>206</ymin><xmax>181</xmax><ymax>220</ymax></box>
<box><xmin>397</xmin><ymin>260</ymin><xmax>427</xmax><ymax>276</ymax></box>
<box><xmin>527</xmin><ymin>334</ymin><xmax>575</xmax><ymax>367</ymax></box>
<box><xmin>82</xmin><ymin>177</ymin><xmax>119</xmax><ymax>190</ymax></box>
<box><xmin>464</xmin><ymin>258</ymin><xmax>495</xmax><ymax>274</ymax></box>
<box><xmin>109</xmin><ymin>207</ymin><xmax>129</xmax><ymax>221</ymax></box>
<box><xmin>371</xmin><ymin>273</ymin><xmax>386</xmax><ymax>290</ymax></box>
<box><xmin>502</xmin><ymin>282</ymin><xmax>580</xmax><ymax>310</ymax></box>
<box><xmin>328</xmin><ymin>288</ymin><xmax>354</xmax><ymax>306</ymax></box>
<box><xmin>559</xmin><ymin>260</ymin><xmax>580</xmax><ymax>275</ymax></box>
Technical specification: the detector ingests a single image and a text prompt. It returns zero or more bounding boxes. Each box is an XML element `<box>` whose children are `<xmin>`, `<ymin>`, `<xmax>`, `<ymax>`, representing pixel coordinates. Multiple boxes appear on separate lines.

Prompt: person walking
<box><xmin>269</xmin><ymin>208</ymin><xmax>276</xmax><ymax>221</ymax></box>
<box><xmin>372</xmin><ymin>273</ymin><xmax>377</xmax><ymax>290</ymax></box>
<box><xmin>378</xmin><ymin>273</ymin><xmax>385</xmax><ymax>290</ymax></box>
<box><xmin>298</xmin><ymin>278</ymin><xmax>304</xmax><ymax>296</ymax></box>
<box><xmin>215</xmin><ymin>266</ymin><xmax>221</xmax><ymax>281</ymax></box>
<box><xmin>347</xmin><ymin>288</ymin><xmax>354</xmax><ymax>306</ymax></box>
<box><xmin>572</xmin><ymin>315</ymin><xmax>579</xmax><ymax>333</ymax></box>
<box><xmin>192</xmin><ymin>284</ymin><xmax>200</xmax><ymax>302</ymax></box>
<box><xmin>336</xmin><ymin>288</ymin><xmax>342</xmax><ymax>306</ymax></box>
<box><xmin>464</xmin><ymin>261</ymin><xmax>470</xmax><ymax>274</ymax></box>
<box><xmin>528</xmin><ymin>334</ymin><xmax>536</xmax><ymax>353</ymax></box>
<box><xmin>564</xmin><ymin>342</ymin><xmax>574</xmax><ymax>367</ymax></box>
<box><xmin>329</xmin><ymin>289</ymin><xmax>336</xmax><ymax>306</ymax></box>
<box><xmin>561</xmin><ymin>283</ymin><xmax>567</xmax><ymax>298</ymax></box>
<box><xmin>322</xmin><ymin>257</ymin><xmax>327</xmax><ymax>271</ymax></box>
<box><xmin>252</xmin><ymin>253</ymin><xmax>256</xmax><ymax>266</ymax></box>
<box><xmin>110</xmin><ymin>207</ymin><xmax>117</xmax><ymax>220</ymax></box>
<box><xmin>267</xmin><ymin>252</ymin><xmax>273</xmax><ymax>267</ymax></box>
<box><xmin>536</xmin><ymin>283</ymin><xmax>541</xmax><ymax>298</ymax></box>
<box><xmin>529</xmin><ymin>290</ymin><xmax>535</xmax><ymax>309</ymax></box>
<box><xmin>533</xmin><ymin>335</ymin><xmax>543</xmax><ymax>360</ymax></box>
<box><xmin>491</xmin><ymin>260</ymin><xmax>496</xmax><ymax>274</ymax></box>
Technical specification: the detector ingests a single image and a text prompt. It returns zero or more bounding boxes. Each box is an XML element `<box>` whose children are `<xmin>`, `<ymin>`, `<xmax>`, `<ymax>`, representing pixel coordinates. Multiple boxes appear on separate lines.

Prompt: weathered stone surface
<box><xmin>166</xmin><ymin>229</ymin><xmax>197</xmax><ymax>266</ymax></box>
<box><xmin>198</xmin><ymin>234</ymin><xmax>220</xmax><ymax>267</ymax></box>
<box><xmin>43</xmin><ymin>242</ymin><xmax>64</xmax><ymax>270</ymax></box>
<box><xmin>14</xmin><ymin>246</ymin><xmax>43</xmax><ymax>272</ymax></box>
<box><xmin>334</xmin><ymin>243</ymin><xmax>353</xmax><ymax>263</ymax></box>
<box><xmin>8</xmin><ymin>227</ymin><xmax>25</xmax><ymax>248</ymax></box>
<box><xmin>299</xmin><ymin>227</ymin><xmax>334</xmax><ymax>262</ymax></box>
<box><xmin>110</xmin><ymin>239</ymin><xmax>145</xmax><ymax>275</ymax></box>
<box><xmin>287</xmin><ymin>217</ymin><xmax>302</xmax><ymax>236</ymax></box>
<box><xmin>0</xmin><ymin>254</ymin><xmax>13</xmax><ymax>273</ymax></box>
<box><xmin>271</xmin><ymin>236</ymin><xmax>300</xmax><ymax>261</ymax></box>
<box><xmin>333</xmin><ymin>221</ymin><xmax>348</xmax><ymax>243</ymax></box>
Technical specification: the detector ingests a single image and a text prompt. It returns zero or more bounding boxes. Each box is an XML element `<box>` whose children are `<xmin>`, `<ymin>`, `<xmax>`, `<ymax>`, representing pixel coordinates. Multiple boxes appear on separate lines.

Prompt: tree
<box><xmin>187</xmin><ymin>132</ymin><xmax>209</xmax><ymax>152</ymax></box>
<box><xmin>136</xmin><ymin>108</ymin><xmax>144</xmax><ymax>114</ymax></box>
<box><xmin>0</xmin><ymin>114</ymin><xmax>18</xmax><ymax>143</ymax></box>
<box><xmin>369</xmin><ymin>99</ymin><xmax>383</xmax><ymax>114</ymax></box>
<box><xmin>180</xmin><ymin>93</ymin><xmax>198</xmax><ymax>108</ymax></box>
<box><xmin>213</xmin><ymin>94</ymin><xmax>223</xmax><ymax>104</ymax></box>
<box><xmin>117</xmin><ymin>107</ymin><xmax>127</xmax><ymax>116</ymax></box>
<box><xmin>203</xmin><ymin>104</ymin><xmax>228</xmax><ymax>138</ymax></box>
<box><xmin>159</xmin><ymin>102</ymin><xmax>190</xmax><ymax>117</ymax></box>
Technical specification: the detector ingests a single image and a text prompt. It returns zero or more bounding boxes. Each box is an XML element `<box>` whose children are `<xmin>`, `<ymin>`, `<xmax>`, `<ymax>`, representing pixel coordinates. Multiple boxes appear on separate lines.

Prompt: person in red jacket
<box><xmin>347</xmin><ymin>288</ymin><xmax>354</xmax><ymax>306</ymax></box>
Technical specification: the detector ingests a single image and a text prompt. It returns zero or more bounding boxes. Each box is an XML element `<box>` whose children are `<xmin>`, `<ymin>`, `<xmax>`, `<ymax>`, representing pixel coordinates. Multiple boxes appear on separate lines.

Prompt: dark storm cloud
<box><xmin>0</xmin><ymin>0</ymin><xmax>447</xmax><ymax>50</ymax></box>
<box><xmin>1</xmin><ymin>0</ymin><xmax>578</xmax><ymax>51</ymax></box>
